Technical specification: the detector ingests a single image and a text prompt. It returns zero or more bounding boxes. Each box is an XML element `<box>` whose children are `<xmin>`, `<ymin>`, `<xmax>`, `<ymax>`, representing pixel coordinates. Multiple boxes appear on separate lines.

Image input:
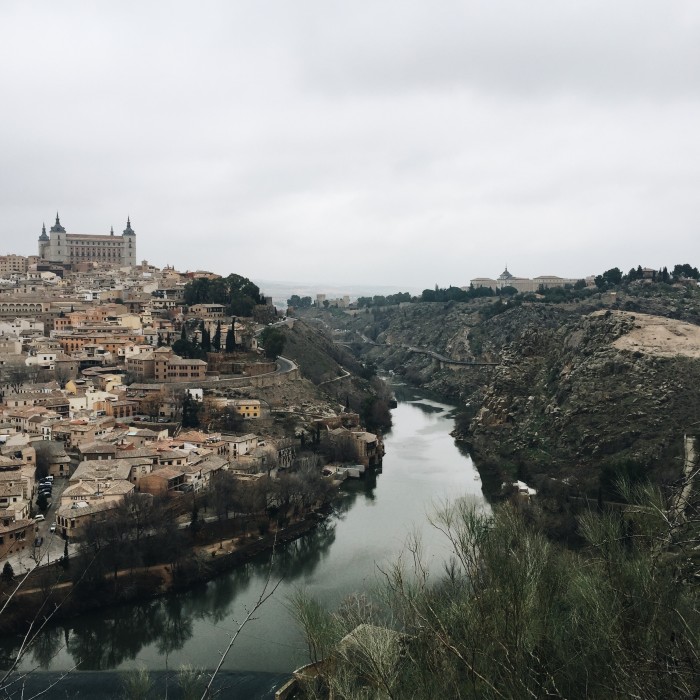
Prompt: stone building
<box><xmin>470</xmin><ymin>267</ymin><xmax>584</xmax><ymax>293</ymax></box>
<box><xmin>0</xmin><ymin>255</ymin><xmax>30</xmax><ymax>277</ymax></box>
<box><xmin>126</xmin><ymin>347</ymin><xmax>207</xmax><ymax>383</ymax></box>
<box><xmin>38</xmin><ymin>214</ymin><xmax>136</xmax><ymax>268</ymax></box>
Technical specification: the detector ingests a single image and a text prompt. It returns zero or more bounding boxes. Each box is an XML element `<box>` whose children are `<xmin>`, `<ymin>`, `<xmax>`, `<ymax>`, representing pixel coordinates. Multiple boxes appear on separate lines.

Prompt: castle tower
<box><xmin>122</xmin><ymin>216</ymin><xmax>136</xmax><ymax>266</ymax></box>
<box><xmin>50</xmin><ymin>212</ymin><xmax>66</xmax><ymax>234</ymax></box>
<box><xmin>38</xmin><ymin>222</ymin><xmax>49</xmax><ymax>257</ymax></box>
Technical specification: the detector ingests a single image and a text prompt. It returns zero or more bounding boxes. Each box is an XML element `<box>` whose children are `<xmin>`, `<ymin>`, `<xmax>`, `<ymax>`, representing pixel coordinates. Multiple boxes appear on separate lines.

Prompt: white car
<box><xmin>35</xmin><ymin>514</ymin><xmax>45</xmax><ymax>522</ymax></box>
<box><xmin>49</xmin><ymin>523</ymin><xmax>56</xmax><ymax>533</ymax></box>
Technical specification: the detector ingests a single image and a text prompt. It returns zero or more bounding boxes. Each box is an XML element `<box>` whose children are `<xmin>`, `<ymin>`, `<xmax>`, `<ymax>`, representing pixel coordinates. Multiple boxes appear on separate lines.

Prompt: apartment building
<box><xmin>126</xmin><ymin>347</ymin><xmax>207</xmax><ymax>383</ymax></box>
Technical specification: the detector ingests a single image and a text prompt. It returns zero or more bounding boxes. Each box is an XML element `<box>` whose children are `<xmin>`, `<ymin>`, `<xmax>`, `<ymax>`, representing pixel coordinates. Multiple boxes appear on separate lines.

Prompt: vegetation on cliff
<box><xmin>294</xmin><ymin>481</ymin><xmax>699</xmax><ymax>700</ymax></box>
<box><xmin>301</xmin><ymin>276</ymin><xmax>700</xmax><ymax>508</ymax></box>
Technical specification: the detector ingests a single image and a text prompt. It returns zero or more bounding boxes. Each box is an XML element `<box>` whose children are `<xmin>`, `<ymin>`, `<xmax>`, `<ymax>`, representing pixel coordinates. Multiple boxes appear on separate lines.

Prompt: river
<box><xmin>2</xmin><ymin>387</ymin><xmax>486</xmax><ymax>696</ymax></box>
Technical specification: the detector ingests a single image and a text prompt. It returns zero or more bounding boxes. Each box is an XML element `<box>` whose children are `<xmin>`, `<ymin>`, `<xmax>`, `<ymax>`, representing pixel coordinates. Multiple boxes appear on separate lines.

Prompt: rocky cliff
<box><xmin>304</xmin><ymin>284</ymin><xmax>700</xmax><ymax>498</ymax></box>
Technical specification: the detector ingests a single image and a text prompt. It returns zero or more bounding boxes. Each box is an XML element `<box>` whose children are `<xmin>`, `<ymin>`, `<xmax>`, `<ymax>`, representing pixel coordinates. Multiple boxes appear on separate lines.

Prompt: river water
<box><xmin>5</xmin><ymin>387</ymin><xmax>486</xmax><ymax>690</ymax></box>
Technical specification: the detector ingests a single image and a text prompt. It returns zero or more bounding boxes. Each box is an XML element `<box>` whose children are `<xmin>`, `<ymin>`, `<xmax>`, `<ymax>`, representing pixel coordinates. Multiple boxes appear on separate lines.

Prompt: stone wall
<box><xmin>165</xmin><ymin>364</ymin><xmax>300</xmax><ymax>391</ymax></box>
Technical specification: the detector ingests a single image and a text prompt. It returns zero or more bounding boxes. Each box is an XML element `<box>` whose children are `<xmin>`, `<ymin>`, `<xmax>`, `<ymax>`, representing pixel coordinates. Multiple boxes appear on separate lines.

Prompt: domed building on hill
<box><xmin>469</xmin><ymin>267</ymin><xmax>586</xmax><ymax>293</ymax></box>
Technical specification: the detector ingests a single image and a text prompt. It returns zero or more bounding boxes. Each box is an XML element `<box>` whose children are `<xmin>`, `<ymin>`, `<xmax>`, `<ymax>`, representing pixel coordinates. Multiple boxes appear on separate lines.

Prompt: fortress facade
<box><xmin>38</xmin><ymin>213</ymin><xmax>136</xmax><ymax>268</ymax></box>
<box><xmin>469</xmin><ymin>267</ymin><xmax>585</xmax><ymax>293</ymax></box>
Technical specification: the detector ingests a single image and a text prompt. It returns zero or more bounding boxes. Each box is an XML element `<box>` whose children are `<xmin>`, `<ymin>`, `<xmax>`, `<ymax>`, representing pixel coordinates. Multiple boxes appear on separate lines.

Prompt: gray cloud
<box><xmin>1</xmin><ymin>1</ymin><xmax>699</xmax><ymax>289</ymax></box>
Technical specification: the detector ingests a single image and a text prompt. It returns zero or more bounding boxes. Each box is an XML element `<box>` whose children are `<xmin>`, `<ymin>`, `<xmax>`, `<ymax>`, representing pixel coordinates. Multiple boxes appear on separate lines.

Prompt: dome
<box><xmin>498</xmin><ymin>267</ymin><xmax>514</xmax><ymax>281</ymax></box>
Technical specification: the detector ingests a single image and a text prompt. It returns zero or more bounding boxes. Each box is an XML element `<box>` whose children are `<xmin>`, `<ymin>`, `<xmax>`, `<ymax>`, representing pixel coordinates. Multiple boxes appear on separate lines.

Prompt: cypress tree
<box><xmin>201</xmin><ymin>329</ymin><xmax>211</xmax><ymax>353</ymax></box>
<box><xmin>2</xmin><ymin>561</ymin><xmax>14</xmax><ymax>582</ymax></box>
<box><xmin>225</xmin><ymin>320</ymin><xmax>236</xmax><ymax>352</ymax></box>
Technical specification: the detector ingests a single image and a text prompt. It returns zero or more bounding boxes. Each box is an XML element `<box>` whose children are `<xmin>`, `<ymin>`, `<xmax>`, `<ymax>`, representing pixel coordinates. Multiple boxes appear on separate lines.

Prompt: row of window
<box><xmin>0</xmin><ymin>529</ymin><xmax>26</xmax><ymax>544</ymax></box>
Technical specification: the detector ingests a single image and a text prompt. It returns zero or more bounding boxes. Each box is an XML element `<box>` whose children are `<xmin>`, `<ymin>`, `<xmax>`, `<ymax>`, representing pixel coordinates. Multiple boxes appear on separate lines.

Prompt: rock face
<box><xmin>468</xmin><ymin>308</ymin><xmax>700</xmax><ymax>491</ymax></box>
<box><xmin>317</xmin><ymin>293</ymin><xmax>700</xmax><ymax>496</ymax></box>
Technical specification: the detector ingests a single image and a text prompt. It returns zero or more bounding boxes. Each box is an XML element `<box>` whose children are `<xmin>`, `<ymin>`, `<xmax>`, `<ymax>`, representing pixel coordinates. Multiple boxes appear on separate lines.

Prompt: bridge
<box><xmin>403</xmin><ymin>345</ymin><xmax>499</xmax><ymax>367</ymax></box>
<box><xmin>355</xmin><ymin>334</ymin><xmax>499</xmax><ymax>367</ymax></box>
<box><xmin>331</xmin><ymin>329</ymin><xmax>500</xmax><ymax>367</ymax></box>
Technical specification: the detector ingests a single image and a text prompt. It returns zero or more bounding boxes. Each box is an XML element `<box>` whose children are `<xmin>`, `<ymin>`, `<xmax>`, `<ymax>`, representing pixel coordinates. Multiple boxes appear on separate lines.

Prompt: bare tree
<box><xmin>5</xmin><ymin>365</ymin><xmax>30</xmax><ymax>393</ymax></box>
<box><xmin>199</xmin><ymin>538</ymin><xmax>282</xmax><ymax>700</ymax></box>
<box><xmin>53</xmin><ymin>364</ymin><xmax>73</xmax><ymax>389</ymax></box>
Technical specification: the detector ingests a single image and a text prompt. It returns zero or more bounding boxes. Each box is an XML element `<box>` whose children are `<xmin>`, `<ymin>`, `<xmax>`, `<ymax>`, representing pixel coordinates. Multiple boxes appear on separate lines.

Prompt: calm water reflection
<box><xmin>10</xmin><ymin>388</ymin><xmax>485</xmax><ymax>674</ymax></box>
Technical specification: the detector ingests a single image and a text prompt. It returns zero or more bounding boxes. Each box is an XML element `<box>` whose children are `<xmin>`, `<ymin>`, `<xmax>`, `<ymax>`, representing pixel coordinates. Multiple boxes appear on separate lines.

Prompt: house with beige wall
<box><xmin>469</xmin><ymin>267</ymin><xmax>585</xmax><ymax>293</ymax></box>
<box><xmin>55</xmin><ymin>499</ymin><xmax>119</xmax><ymax>540</ymax></box>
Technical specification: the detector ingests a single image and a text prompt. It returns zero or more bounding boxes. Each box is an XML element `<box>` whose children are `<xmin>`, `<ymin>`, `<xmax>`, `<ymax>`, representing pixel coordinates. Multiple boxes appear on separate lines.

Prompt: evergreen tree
<box><xmin>212</xmin><ymin>321</ymin><xmax>222</xmax><ymax>352</ymax></box>
<box><xmin>180</xmin><ymin>326</ymin><xmax>187</xmax><ymax>342</ymax></box>
<box><xmin>190</xmin><ymin>502</ymin><xmax>200</xmax><ymax>535</ymax></box>
<box><xmin>37</xmin><ymin>492</ymin><xmax>49</xmax><ymax>512</ymax></box>
<box><xmin>182</xmin><ymin>393</ymin><xmax>201</xmax><ymax>428</ymax></box>
<box><xmin>225</xmin><ymin>320</ymin><xmax>236</xmax><ymax>352</ymax></box>
<box><xmin>2</xmin><ymin>561</ymin><xmax>14</xmax><ymax>582</ymax></box>
<box><xmin>201</xmin><ymin>328</ymin><xmax>211</xmax><ymax>353</ymax></box>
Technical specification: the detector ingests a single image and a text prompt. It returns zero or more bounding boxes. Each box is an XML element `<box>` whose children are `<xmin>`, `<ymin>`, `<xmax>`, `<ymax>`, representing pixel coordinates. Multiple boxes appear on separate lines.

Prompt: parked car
<box><xmin>35</xmin><ymin>514</ymin><xmax>45</xmax><ymax>522</ymax></box>
<box><xmin>49</xmin><ymin>523</ymin><xmax>56</xmax><ymax>533</ymax></box>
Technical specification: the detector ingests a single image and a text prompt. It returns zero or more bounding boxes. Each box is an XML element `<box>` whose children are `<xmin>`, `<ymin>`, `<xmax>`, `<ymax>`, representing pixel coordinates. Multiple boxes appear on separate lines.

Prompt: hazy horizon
<box><xmin>2</xmin><ymin>1</ymin><xmax>699</xmax><ymax>287</ymax></box>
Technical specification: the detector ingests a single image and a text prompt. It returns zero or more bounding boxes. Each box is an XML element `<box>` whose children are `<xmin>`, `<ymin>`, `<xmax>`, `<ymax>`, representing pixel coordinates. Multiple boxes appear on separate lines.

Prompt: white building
<box><xmin>470</xmin><ymin>268</ymin><xmax>585</xmax><ymax>293</ymax></box>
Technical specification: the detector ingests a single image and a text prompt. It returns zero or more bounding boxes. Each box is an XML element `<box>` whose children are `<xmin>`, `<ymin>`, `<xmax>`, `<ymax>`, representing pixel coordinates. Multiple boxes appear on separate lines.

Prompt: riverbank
<box><xmin>1</xmin><ymin>395</ymin><xmax>485</xmax><ymax>680</ymax></box>
<box><xmin>0</xmin><ymin>506</ymin><xmax>330</xmax><ymax>636</ymax></box>
<box><xmin>2</xmin><ymin>669</ymin><xmax>290</xmax><ymax>700</ymax></box>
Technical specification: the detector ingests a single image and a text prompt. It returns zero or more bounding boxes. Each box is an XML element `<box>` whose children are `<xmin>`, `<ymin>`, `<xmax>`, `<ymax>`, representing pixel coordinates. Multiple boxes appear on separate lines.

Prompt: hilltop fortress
<box><xmin>38</xmin><ymin>213</ymin><xmax>136</xmax><ymax>268</ymax></box>
<box><xmin>470</xmin><ymin>267</ymin><xmax>586</xmax><ymax>293</ymax></box>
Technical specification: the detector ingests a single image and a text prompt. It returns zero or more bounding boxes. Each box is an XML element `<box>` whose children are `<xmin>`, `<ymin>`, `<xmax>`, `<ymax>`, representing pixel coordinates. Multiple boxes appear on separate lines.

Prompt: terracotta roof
<box><xmin>148</xmin><ymin>466</ymin><xmax>185</xmax><ymax>480</ymax></box>
<box><xmin>70</xmin><ymin>460</ymin><xmax>132</xmax><ymax>482</ymax></box>
<box><xmin>115</xmin><ymin>447</ymin><xmax>158</xmax><ymax>459</ymax></box>
<box><xmin>57</xmin><ymin>499</ymin><xmax>119</xmax><ymax>518</ymax></box>
<box><xmin>0</xmin><ymin>483</ymin><xmax>23</xmax><ymax>497</ymax></box>
<box><xmin>78</xmin><ymin>441</ymin><xmax>117</xmax><ymax>454</ymax></box>
<box><xmin>168</xmin><ymin>357</ymin><xmax>206</xmax><ymax>366</ymax></box>
<box><xmin>177</xmin><ymin>430</ymin><xmax>208</xmax><ymax>443</ymax></box>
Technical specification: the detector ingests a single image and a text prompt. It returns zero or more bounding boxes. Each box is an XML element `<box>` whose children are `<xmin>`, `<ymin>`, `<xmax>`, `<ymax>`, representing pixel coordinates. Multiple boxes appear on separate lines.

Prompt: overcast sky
<box><xmin>1</xmin><ymin>1</ymin><xmax>699</xmax><ymax>290</ymax></box>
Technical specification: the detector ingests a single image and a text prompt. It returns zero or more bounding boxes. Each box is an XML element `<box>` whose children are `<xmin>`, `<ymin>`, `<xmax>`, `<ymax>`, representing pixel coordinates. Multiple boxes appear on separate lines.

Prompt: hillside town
<box><xmin>0</xmin><ymin>218</ymin><xmax>384</xmax><ymax>572</ymax></box>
